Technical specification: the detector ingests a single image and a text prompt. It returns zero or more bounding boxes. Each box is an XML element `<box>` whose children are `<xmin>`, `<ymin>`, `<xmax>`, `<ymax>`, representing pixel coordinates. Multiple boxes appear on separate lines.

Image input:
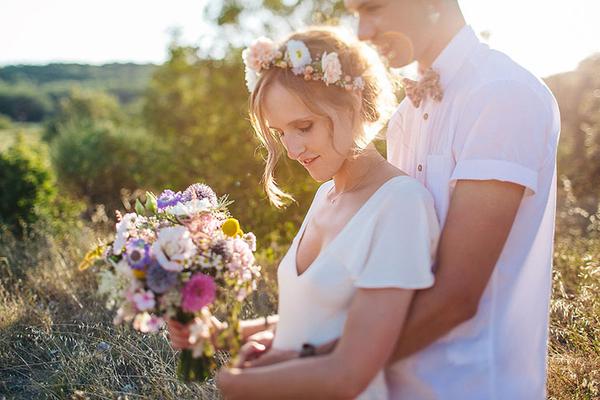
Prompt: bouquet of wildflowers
<box><xmin>79</xmin><ymin>183</ymin><xmax>262</xmax><ymax>382</ymax></box>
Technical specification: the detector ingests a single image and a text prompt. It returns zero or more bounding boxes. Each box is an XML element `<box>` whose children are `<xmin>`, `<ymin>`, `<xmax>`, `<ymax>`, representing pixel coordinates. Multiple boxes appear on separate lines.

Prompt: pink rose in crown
<box><xmin>321</xmin><ymin>52</ymin><xmax>343</xmax><ymax>86</ymax></box>
<box><xmin>243</xmin><ymin>37</ymin><xmax>277</xmax><ymax>72</ymax></box>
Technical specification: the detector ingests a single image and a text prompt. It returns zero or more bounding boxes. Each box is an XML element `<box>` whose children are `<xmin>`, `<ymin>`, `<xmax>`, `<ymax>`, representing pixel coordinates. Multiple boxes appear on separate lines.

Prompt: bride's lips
<box><xmin>300</xmin><ymin>156</ymin><xmax>319</xmax><ymax>167</ymax></box>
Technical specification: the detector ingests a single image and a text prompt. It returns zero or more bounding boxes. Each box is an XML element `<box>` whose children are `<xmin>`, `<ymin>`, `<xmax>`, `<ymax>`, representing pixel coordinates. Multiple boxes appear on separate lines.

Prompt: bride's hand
<box><xmin>166</xmin><ymin>316</ymin><xmax>227</xmax><ymax>350</ymax></box>
<box><xmin>233</xmin><ymin>329</ymin><xmax>275</xmax><ymax>367</ymax></box>
<box><xmin>166</xmin><ymin>318</ymin><xmax>192</xmax><ymax>350</ymax></box>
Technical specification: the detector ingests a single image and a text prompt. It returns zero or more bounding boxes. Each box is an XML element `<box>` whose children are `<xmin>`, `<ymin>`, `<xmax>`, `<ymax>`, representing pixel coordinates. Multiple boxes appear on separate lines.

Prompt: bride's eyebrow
<box><xmin>351</xmin><ymin>0</ymin><xmax>374</xmax><ymax>13</ymax></box>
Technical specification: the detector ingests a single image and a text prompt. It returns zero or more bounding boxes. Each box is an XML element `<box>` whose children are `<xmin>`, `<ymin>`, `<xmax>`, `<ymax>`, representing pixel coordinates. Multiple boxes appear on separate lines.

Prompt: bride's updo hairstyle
<box><xmin>246</xmin><ymin>26</ymin><xmax>396</xmax><ymax>208</ymax></box>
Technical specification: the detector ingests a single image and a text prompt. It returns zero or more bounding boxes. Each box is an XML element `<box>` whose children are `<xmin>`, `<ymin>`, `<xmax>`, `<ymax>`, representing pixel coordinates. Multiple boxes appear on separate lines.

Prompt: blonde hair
<box><xmin>249</xmin><ymin>26</ymin><xmax>396</xmax><ymax>208</ymax></box>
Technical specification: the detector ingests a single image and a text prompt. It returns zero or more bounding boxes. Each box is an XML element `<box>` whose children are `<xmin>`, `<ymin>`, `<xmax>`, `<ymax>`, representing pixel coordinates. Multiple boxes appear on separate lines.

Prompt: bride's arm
<box><xmin>239</xmin><ymin>314</ymin><xmax>279</xmax><ymax>340</ymax></box>
<box><xmin>216</xmin><ymin>288</ymin><xmax>415</xmax><ymax>400</ymax></box>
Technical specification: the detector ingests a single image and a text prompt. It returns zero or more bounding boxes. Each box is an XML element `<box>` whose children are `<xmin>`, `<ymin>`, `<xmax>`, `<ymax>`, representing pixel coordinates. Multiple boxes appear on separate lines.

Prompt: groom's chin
<box><xmin>376</xmin><ymin>32</ymin><xmax>415</xmax><ymax>68</ymax></box>
<box><xmin>385</xmin><ymin>50</ymin><xmax>414</xmax><ymax>69</ymax></box>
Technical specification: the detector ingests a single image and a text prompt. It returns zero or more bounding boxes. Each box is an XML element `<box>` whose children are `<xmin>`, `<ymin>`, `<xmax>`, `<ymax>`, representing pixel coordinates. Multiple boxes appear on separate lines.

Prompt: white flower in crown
<box><xmin>353</xmin><ymin>76</ymin><xmax>365</xmax><ymax>91</ymax></box>
<box><xmin>244</xmin><ymin>64</ymin><xmax>259</xmax><ymax>92</ymax></box>
<box><xmin>321</xmin><ymin>51</ymin><xmax>343</xmax><ymax>86</ymax></box>
<box><xmin>244</xmin><ymin>37</ymin><xmax>277</xmax><ymax>72</ymax></box>
<box><xmin>286</xmin><ymin>40</ymin><xmax>312</xmax><ymax>74</ymax></box>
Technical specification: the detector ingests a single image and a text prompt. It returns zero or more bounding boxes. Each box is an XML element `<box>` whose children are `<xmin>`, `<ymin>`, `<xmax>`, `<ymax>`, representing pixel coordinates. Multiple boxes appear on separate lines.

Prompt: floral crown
<box><xmin>242</xmin><ymin>37</ymin><xmax>365</xmax><ymax>93</ymax></box>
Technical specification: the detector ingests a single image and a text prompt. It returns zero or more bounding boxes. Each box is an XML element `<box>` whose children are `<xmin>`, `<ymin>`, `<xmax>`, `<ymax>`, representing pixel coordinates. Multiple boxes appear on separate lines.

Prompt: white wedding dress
<box><xmin>272</xmin><ymin>175</ymin><xmax>440</xmax><ymax>399</ymax></box>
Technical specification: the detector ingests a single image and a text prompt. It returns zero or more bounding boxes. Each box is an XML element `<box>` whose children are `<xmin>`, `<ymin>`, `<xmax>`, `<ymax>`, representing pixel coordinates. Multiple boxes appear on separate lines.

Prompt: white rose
<box><xmin>151</xmin><ymin>226</ymin><xmax>197</xmax><ymax>272</ymax></box>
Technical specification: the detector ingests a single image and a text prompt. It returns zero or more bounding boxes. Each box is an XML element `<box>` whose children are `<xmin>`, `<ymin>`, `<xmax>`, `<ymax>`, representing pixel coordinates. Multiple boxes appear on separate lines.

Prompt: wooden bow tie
<box><xmin>402</xmin><ymin>68</ymin><xmax>444</xmax><ymax>108</ymax></box>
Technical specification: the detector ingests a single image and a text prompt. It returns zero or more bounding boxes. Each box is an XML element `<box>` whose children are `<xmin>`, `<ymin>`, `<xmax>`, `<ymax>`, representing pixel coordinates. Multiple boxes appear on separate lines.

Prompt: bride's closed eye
<box><xmin>297</xmin><ymin>122</ymin><xmax>313</xmax><ymax>133</ymax></box>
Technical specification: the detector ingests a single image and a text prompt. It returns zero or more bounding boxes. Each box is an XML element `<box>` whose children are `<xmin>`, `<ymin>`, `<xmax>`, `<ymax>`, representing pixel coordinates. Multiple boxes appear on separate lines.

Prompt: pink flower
<box><xmin>132</xmin><ymin>290</ymin><xmax>156</xmax><ymax>311</ymax></box>
<box><xmin>243</xmin><ymin>37</ymin><xmax>277</xmax><ymax>72</ymax></box>
<box><xmin>113</xmin><ymin>301</ymin><xmax>136</xmax><ymax>325</ymax></box>
<box><xmin>133</xmin><ymin>312</ymin><xmax>164</xmax><ymax>333</ymax></box>
<box><xmin>181</xmin><ymin>273</ymin><xmax>217</xmax><ymax>313</ymax></box>
<box><xmin>321</xmin><ymin>51</ymin><xmax>343</xmax><ymax>86</ymax></box>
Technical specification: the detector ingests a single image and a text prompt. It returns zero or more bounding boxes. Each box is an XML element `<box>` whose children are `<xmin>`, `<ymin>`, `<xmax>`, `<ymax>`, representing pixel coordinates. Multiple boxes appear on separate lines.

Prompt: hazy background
<box><xmin>0</xmin><ymin>1</ymin><xmax>598</xmax><ymax>399</ymax></box>
<box><xmin>2</xmin><ymin>0</ymin><xmax>600</xmax><ymax>77</ymax></box>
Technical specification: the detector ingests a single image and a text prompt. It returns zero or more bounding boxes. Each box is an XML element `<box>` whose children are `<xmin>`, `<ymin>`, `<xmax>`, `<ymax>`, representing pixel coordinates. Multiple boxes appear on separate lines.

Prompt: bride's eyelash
<box><xmin>299</xmin><ymin>122</ymin><xmax>313</xmax><ymax>133</ymax></box>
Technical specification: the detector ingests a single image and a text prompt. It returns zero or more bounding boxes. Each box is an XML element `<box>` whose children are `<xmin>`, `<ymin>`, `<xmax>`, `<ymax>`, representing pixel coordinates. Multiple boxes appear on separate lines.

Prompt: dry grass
<box><xmin>0</xmin><ymin>224</ymin><xmax>219</xmax><ymax>399</ymax></box>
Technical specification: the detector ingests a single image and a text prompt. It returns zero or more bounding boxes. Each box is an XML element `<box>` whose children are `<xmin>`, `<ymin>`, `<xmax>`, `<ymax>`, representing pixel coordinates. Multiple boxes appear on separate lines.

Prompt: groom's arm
<box><xmin>387</xmin><ymin>179</ymin><xmax>524</xmax><ymax>362</ymax></box>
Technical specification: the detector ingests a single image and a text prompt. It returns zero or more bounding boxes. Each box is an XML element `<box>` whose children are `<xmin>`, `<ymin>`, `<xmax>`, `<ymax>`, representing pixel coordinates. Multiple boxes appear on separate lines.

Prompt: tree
<box><xmin>546</xmin><ymin>54</ymin><xmax>600</xmax><ymax>204</ymax></box>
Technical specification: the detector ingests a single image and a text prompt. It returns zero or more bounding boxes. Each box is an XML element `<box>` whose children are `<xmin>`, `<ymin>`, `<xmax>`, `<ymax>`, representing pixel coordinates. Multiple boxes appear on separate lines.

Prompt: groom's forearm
<box><xmin>388</xmin><ymin>180</ymin><xmax>524</xmax><ymax>363</ymax></box>
<box><xmin>388</xmin><ymin>283</ymin><xmax>475</xmax><ymax>362</ymax></box>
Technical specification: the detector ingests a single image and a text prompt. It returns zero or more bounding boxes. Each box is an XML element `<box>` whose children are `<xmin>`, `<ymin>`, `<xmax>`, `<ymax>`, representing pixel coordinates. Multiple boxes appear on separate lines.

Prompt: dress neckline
<box><xmin>294</xmin><ymin>175</ymin><xmax>411</xmax><ymax>278</ymax></box>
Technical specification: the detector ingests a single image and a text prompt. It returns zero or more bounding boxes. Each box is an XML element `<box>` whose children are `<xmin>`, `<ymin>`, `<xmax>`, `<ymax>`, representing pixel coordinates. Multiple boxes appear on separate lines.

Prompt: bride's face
<box><xmin>263</xmin><ymin>81</ymin><xmax>354</xmax><ymax>182</ymax></box>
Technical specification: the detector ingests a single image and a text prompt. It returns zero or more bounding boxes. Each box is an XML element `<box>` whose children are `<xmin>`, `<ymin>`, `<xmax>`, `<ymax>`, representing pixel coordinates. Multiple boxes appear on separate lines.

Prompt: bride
<box><xmin>169</xmin><ymin>26</ymin><xmax>440</xmax><ymax>399</ymax></box>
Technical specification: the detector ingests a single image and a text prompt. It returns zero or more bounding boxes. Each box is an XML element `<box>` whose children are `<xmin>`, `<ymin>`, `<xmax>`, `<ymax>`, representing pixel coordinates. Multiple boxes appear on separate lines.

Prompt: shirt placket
<box><xmin>414</xmin><ymin>100</ymin><xmax>432</xmax><ymax>183</ymax></box>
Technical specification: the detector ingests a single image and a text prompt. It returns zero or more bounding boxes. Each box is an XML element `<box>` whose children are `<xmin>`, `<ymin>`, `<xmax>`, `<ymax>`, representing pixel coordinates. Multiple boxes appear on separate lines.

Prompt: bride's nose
<box><xmin>282</xmin><ymin>133</ymin><xmax>306</xmax><ymax>160</ymax></box>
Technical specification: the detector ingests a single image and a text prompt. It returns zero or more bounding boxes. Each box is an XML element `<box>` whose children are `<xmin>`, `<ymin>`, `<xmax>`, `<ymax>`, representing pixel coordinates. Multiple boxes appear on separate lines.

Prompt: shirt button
<box><xmin>417</xmin><ymin>164</ymin><xmax>423</xmax><ymax>172</ymax></box>
<box><xmin>423</xmin><ymin>113</ymin><xmax>429</xmax><ymax>120</ymax></box>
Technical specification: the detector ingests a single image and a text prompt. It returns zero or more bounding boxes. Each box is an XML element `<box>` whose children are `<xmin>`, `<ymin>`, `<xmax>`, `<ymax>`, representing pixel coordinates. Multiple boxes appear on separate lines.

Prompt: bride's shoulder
<box><xmin>382</xmin><ymin>175</ymin><xmax>435</xmax><ymax>208</ymax></box>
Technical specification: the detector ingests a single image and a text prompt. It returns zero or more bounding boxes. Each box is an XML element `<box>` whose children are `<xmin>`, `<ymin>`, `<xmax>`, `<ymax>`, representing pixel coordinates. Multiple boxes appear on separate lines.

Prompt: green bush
<box><xmin>0</xmin><ymin>133</ymin><xmax>83</xmax><ymax>237</ymax></box>
<box><xmin>0</xmin><ymin>134</ymin><xmax>56</xmax><ymax>235</ymax></box>
<box><xmin>0</xmin><ymin>82</ymin><xmax>52</xmax><ymax>122</ymax></box>
<box><xmin>0</xmin><ymin>113</ymin><xmax>11</xmax><ymax>129</ymax></box>
<box><xmin>43</xmin><ymin>88</ymin><xmax>125</xmax><ymax>142</ymax></box>
<box><xmin>50</xmin><ymin>120</ymin><xmax>155</xmax><ymax>210</ymax></box>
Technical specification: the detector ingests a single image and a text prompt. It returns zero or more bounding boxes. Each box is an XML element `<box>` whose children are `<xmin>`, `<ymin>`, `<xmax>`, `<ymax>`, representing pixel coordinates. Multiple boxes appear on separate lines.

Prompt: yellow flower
<box><xmin>222</xmin><ymin>218</ymin><xmax>243</xmax><ymax>237</ymax></box>
<box><xmin>132</xmin><ymin>269</ymin><xmax>146</xmax><ymax>279</ymax></box>
<box><xmin>78</xmin><ymin>244</ymin><xmax>106</xmax><ymax>271</ymax></box>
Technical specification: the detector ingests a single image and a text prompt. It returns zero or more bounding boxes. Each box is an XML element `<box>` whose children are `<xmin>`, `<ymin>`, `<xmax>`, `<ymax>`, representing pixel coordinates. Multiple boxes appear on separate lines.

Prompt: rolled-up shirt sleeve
<box><xmin>450</xmin><ymin>80</ymin><xmax>552</xmax><ymax>196</ymax></box>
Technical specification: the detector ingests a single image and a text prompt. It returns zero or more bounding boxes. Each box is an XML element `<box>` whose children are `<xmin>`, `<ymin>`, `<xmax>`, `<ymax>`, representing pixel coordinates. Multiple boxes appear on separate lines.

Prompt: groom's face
<box><xmin>345</xmin><ymin>0</ymin><xmax>435</xmax><ymax>67</ymax></box>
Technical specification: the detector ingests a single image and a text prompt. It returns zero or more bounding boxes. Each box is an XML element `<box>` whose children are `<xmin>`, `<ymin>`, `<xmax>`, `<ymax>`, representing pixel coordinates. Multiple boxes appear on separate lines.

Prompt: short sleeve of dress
<box><xmin>343</xmin><ymin>179</ymin><xmax>440</xmax><ymax>289</ymax></box>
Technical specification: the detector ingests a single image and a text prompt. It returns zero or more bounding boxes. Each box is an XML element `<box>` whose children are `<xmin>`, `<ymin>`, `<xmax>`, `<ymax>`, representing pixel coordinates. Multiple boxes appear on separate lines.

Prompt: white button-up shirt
<box><xmin>385</xmin><ymin>25</ymin><xmax>561</xmax><ymax>400</ymax></box>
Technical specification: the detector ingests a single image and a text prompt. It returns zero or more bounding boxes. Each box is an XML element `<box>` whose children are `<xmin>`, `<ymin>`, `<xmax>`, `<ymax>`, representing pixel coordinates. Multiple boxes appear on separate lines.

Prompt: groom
<box><xmin>345</xmin><ymin>1</ymin><xmax>559</xmax><ymax>398</ymax></box>
<box><xmin>242</xmin><ymin>1</ymin><xmax>560</xmax><ymax>398</ymax></box>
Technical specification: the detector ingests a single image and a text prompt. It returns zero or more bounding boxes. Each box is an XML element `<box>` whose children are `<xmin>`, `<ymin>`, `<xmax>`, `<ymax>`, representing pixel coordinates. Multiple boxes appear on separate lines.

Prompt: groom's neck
<box><xmin>417</xmin><ymin>5</ymin><xmax>466</xmax><ymax>71</ymax></box>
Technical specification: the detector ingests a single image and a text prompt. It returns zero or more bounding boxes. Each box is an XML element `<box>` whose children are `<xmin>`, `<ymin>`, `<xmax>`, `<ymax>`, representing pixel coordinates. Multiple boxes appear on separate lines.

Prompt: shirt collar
<box><xmin>425</xmin><ymin>25</ymin><xmax>481</xmax><ymax>89</ymax></box>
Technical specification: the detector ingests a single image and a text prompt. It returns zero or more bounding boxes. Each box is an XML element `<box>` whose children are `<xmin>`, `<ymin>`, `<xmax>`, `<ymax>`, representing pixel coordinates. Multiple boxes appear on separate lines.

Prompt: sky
<box><xmin>1</xmin><ymin>0</ymin><xmax>599</xmax><ymax>78</ymax></box>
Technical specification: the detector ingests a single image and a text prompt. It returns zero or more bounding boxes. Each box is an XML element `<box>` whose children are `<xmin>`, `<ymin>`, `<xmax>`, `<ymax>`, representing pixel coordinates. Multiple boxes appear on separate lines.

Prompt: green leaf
<box><xmin>145</xmin><ymin>191</ymin><xmax>158</xmax><ymax>214</ymax></box>
<box><xmin>135</xmin><ymin>199</ymin><xmax>145</xmax><ymax>215</ymax></box>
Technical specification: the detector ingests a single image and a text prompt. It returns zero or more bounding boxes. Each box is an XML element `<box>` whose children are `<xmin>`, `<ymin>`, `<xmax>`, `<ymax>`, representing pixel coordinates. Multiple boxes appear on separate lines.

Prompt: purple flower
<box><xmin>211</xmin><ymin>239</ymin><xmax>233</xmax><ymax>260</ymax></box>
<box><xmin>125</xmin><ymin>239</ymin><xmax>151</xmax><ymax>269</ymax></box>
<box><xmin>157</xmin><ymin>189</ymin><xmax>183</xmax><ymax>209</ymax></box>
<box><xmin>181</xmin><ymin>273</ymin><xmax>217</xmax><ymax>313</ymax></box>
<box><xmin>182</xmin><ymin>183</ymin><xmax>217</xmax><ymax>206</ymax></box>
<box><xmin>146</xmin><ymin>260</ymin><xmax>178</xmax><ymax>294</ymax></box>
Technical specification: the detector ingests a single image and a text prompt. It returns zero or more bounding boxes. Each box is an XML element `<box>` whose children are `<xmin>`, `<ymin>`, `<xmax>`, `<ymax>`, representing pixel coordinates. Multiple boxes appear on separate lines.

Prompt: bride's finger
<box><xmin>210</xmin><ymin>316</ymin><xmax>228</xmax><ymax>330</ymax></box>
<box><xmin>233</xmin><ymin>342</ymin><xmax>266</xmax><ymax>367</ymax></box>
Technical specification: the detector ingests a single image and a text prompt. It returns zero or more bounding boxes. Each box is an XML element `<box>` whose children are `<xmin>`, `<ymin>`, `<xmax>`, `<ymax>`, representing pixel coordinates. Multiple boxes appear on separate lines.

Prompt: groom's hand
<box><xmin>239</xmin><ymin>348</ymin><xmax>299</xmax><ymax>368</ymax></box>
<box><xmin>236</xmin><ymin>338</ymin><xmax>339</xmax><ymax>368</ymax></box>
